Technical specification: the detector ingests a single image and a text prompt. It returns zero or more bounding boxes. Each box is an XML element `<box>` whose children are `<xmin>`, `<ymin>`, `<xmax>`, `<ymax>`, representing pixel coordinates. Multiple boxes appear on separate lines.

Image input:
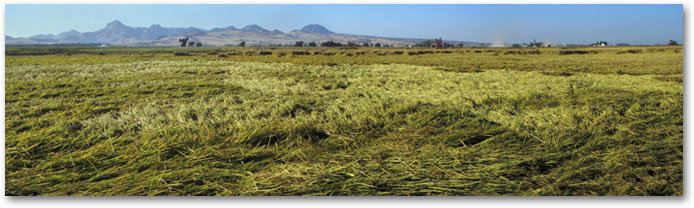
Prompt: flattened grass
<box><xmin>4</xmin><ymin>47</ymin><xmax>683</xmax><ymax>195</ymax></box>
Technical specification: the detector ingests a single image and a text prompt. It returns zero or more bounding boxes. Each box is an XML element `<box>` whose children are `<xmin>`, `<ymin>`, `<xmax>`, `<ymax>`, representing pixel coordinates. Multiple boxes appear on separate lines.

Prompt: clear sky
<box><xmin>5</xmin><ymin>4</ymin><xmax>683</xmax><ymax>45</ymax></box>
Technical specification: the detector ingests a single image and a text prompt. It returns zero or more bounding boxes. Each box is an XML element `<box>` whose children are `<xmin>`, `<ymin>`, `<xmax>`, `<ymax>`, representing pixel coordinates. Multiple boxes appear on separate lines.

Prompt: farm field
<box><xmin>4</xmin><ymin>46</ymin><xmax>683</xmax><ymax>195</ymax></box>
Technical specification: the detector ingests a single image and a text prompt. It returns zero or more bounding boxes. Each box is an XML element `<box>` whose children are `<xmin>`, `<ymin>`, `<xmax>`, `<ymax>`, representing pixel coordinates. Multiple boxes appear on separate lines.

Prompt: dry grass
<box><xmin>4</xmin><ymin>46</ymin><xmax>683</xmax><ymax>195</ymax></box>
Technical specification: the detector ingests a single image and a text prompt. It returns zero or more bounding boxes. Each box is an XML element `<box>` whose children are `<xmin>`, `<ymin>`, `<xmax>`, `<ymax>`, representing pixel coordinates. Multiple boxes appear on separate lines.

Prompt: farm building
<box><xmin>431</xmin><ymin>38</ymin><xmax>446</xmax><ymax>49</ymax></box>
<box><xmin>592</xmin><ymin>41</ymin><xmax>609</xmax><ymax>47</ymax></box>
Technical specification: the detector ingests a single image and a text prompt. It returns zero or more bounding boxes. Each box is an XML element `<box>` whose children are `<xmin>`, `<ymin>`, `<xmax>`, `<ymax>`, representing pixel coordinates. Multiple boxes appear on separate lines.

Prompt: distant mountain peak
<box><xmin>300</xmin><ymin>24</ymin><xmax>334</xmax><ymax>34</ymax></box>
<box><xmin>241</xmin><ymin>24</ymin><xmax>270</xmax><ymax>33</ymax></box>
<box><xmin>109</xmin><ymin>20</ymin><xmax>123</xmax><ymax>24</ymax></box>
<box><xmin>106</xmin><ymin>20</ymin><xmax>126</xmax><ymax>29</ymax></box>
<box><xmin>58</xmin><ymin>30</ymin><xmax>80</xmax><ymax>36</ymax></box>
<box><xmin>209</xmin><ymin>25</ymin><xmax>238</xmax><ymax>33</ymax></box>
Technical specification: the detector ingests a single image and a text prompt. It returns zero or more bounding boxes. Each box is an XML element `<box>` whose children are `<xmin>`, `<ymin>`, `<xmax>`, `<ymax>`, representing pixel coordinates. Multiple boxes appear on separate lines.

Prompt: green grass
<box><xmin>4</xmin><ymin>46</ymin><xmax>683</xmax><ymax>195</ymax></box>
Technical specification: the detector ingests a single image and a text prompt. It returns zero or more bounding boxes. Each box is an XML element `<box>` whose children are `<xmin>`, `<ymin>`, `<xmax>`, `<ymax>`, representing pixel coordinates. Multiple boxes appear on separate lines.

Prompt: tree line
<box><xmin>178</xmin><ymin>36</ymin><xmax>463</xmax><ymax>48</ymax></box>
<box><xmin>178</xmin><ymin>37</ymin><xmax>203</xmax><ymax>47</ymax></box>
<box><xmin>179</xmin><ymin>37</ymin><xmax>682</xmax><ymax>48</ymax></box>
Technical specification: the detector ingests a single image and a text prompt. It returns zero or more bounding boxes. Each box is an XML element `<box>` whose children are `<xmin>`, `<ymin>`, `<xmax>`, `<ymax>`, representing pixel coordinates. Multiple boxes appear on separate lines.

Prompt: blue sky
<box><xmin>5</xmin><ymin>4</ymin><xmax>683</xmax><ymax>45</ymax></box>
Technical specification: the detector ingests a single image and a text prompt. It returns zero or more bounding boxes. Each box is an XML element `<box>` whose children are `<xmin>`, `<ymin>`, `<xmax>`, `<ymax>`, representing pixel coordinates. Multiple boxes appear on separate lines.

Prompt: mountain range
<box><xmin>5</xmin><ymin>20</ymin><xmax>486</xmax><ymax>47</ymax></box>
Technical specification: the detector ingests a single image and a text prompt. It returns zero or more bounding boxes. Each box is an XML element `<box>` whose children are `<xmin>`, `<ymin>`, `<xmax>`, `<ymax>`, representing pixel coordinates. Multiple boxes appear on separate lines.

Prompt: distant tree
<box><xmin>188</xmin><ymin>41</ymin><xmax>195</xmax><ymax>47</ymax></box>
<box><xmin>456</xmin><ymin>43</ymin><xmax>464</xmax><ymax>48</ymax></box>
<box><xmin>321</xmin><ymin>41</ymin><xmax>342</xmax><ymax>47</ymax></box>
<box><xmin>295</xmin><ymin>41</ymin><xmax>305</xmax><ymax>47</ymax></box>
<box><xmin>178</xmin><ymin>37</ymin><xmax>189</xmax><ymax>47</ymax></box>
<box><xmin>374</xmin><ymin>43</ymin><xmax>382</xmax><ymax>47</ymax></box>
<box><xmin>669</xmin><ymin>40</ymin><xmax>678</xmax><ymax>46</ymax></box>
<box><xmin>196</xmin><ymin>42</ymin><xmax>202</xmax><ymax>47</ymax></box>
<box><xmin>363</xmin><ymin>43</ymin><xmax>370</xmax><ymax>47</ymax></box>
<box><xmin>345</xmin><ymin>42</ymin><xmax>359</xmax><ymax>47</ymax></box>
<box><xmin>511</xmin><ymin>44</ymin><xmax>521</xmax><ymax>48</ymax></box>
<box><xmin>239</xmin><ymin>41</ymin><xmax>246</xmax><ymax>47</ymax></box>
<box><xmin>529</xmin><ymin>39</ymin><xmax>541</xmax><ymax>47</ymax></box>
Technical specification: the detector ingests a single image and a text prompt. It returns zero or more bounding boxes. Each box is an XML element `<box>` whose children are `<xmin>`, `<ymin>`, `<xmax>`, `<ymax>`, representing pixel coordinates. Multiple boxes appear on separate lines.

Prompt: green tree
<box><xmin>239</xmin><ymin>41</ymin><xmax>246</xmax><ymax>47</ymax></box>
<box><xmin>321</xmin><ymin>41</ymin><xmax>342</xmax><ymax>47</ymax></box>
<box><xmin>669</xmin><ymin>40</ymin><xmax>678</xmax><ymax>46</ymax></box>
<box><xmin>295</xmin><ymin>41</ymin><xmax>305</xmax><ymax>47</ymax></box>
<box><xmin>178</xmin><ymin>37</ymin><xmax>189</xmax><ymax>47</ymax></box>
<box><xmin>308</xmin><ymin>42</ymin><xmax>317</xmax><ymax>47</ymax></box>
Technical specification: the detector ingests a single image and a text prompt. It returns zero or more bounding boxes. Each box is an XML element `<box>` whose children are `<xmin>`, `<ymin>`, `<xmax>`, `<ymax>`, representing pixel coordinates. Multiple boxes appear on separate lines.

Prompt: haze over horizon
<box><xmin>5</xmin><ymin>4</ymin><xmax>683</xmax><ymax>45</ymax></box>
